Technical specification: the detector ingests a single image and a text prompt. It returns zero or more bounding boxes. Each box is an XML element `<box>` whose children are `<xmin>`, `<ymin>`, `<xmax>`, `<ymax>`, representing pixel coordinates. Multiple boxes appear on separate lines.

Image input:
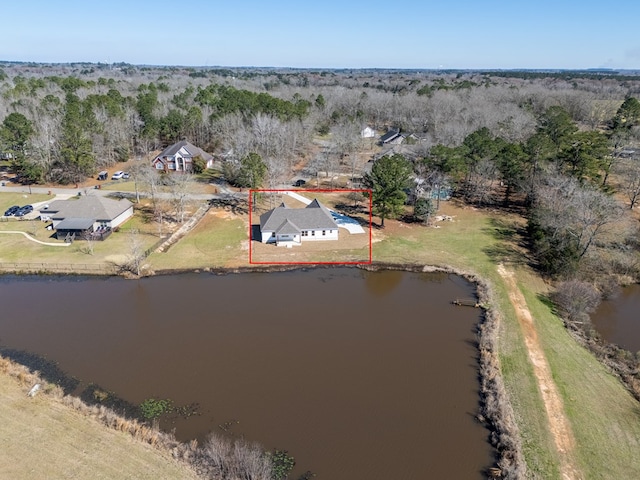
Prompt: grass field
<box><xmin>0</xmin><ymin>362</ymin><xmax>200</xmax><ymax>480</ymax></box>
<box><xmin>0</xmin><ymin>215</ymin><xmax>161</xmax><ymax>268</ymax></box>
<box><xmin>148</xmin><ymin>207</ymin><xmax>248</xmax><ymax>270</ymax></box>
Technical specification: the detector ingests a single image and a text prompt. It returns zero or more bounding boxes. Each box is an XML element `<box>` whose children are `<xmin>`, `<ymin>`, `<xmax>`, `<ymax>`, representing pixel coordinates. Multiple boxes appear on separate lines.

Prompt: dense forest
<box><xmin>1</xmin><ymin>63</ymin><xmax>640</xmax><ymax>289</ymax></box>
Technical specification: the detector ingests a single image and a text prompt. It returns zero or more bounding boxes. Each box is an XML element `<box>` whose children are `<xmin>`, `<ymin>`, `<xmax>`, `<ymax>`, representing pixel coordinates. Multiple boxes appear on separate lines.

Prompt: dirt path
<box><xmin>497</xmin><ymin>264</ymin><xmax>582</xmax><ymax>480</ymax></box>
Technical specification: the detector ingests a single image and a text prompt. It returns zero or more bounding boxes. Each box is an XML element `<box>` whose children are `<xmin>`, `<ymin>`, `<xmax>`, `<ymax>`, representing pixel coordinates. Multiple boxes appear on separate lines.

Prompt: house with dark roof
<box><xmin>379</xmin><ymin>128</ymin><xmax>403</xmax><ymax>145</ymax></box>
<box><xmin>259</xmin><ymin>199</ymin><xmax>339</xmax><ymax>246</ymax></box>
<box><xmin>39</xmin><ymin>196</ymin><xmax>133</xmax><ymax>241</ymax></box>
<box><xmin>152</xmin><ymin>140</ymin><xmax>213</xmax><ymax>173</ymax></box>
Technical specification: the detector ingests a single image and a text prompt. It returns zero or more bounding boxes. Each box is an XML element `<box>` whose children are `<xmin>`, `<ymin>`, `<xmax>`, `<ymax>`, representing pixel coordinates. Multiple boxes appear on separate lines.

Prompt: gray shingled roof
<box><xmin>275</xmin><ymin>218</ymin><xmax>301</xmax><ymax>235</ymax></box>
<box><xmin>380</xmin><ymin>128</ymin><xmax>401</xmax><ymax>144</ymax></box>
<box><xmin>260</xmin><ymin>198</ymin><xmax>337</xmax><ymax>232</ymax></box>
<box><xmin>55</xmin><ymin>218</ymin><xmax>95</xmax><ymax>230</ymax></box>
<box><xmin>41</xmin><ymin>196</ymin><xmax>132</xmax><ymax>221</ymax></box>
<box><xmin>157</xmin><ymin>140</ymin><xmax>213</xmax><ymax>161</ymax></box>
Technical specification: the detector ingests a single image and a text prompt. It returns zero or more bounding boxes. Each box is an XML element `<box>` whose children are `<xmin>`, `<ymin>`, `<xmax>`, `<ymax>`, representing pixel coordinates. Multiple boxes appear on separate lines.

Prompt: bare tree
<box><xmin>615</xmin><ymin>157</ymin><xmax>640</xmax><ymax>209</ymax></box>
<box><xmin>127</xmin><ymin>229</ymin><xmax>145</xmax><ymax>277</ymax></box>
<box><xmin>533</xmin><ymin>173</ymin><xmax>624</xmax><ymax>261</ymax></box>
<box><xmin>167</xmin><ymin>173</ymin><xmax>193</xmax><ymax>223</ymax></box>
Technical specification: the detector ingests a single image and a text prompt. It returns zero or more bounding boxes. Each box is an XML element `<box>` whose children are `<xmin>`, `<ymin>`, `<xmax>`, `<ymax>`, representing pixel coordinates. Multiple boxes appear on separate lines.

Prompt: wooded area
<box><xmin>1</xmin><ymin>63</ymin><xmax>640</xmax><ymax>289</ymax></box>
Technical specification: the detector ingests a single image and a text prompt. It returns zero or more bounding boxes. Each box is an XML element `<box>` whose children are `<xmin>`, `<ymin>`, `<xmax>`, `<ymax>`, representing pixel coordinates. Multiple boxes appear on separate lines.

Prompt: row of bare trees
<box><xmin>2</xmin><ymin>63</ymin><xmax>637</xmax><ymax>187</ymax></box>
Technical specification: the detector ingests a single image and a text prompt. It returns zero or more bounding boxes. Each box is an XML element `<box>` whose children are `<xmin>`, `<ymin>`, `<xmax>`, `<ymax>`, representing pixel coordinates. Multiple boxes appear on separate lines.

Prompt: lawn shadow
<box><xmin>537</xmin><ymin>292</ymin><xmax>560</xmax><ymax>317</ymax></box>
<box><xmin>209</xmin><ymin>197</ymin><xmax>248</xmax><ymax>216</ymax></box>
<box><xmin>482</xmin><ymin>216</ymin><xmax>533</xmax><ymax>267</ymax></box>
<box><xmin>0</xmin><ymin>347</ymin><xmax>80</xmax><ymax>394</ymax></box>
<box><xmin>79</xmin><ymin>383</ymin><xmax>141</xmax><ymax>419</ymax></box>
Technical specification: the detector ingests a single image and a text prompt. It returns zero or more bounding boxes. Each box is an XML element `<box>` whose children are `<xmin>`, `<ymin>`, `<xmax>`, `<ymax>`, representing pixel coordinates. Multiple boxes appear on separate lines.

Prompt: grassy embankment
<box><xmin>0</xmin><ymin>358</ymin><xmax>201</xmax><ymax>480</ymax></box>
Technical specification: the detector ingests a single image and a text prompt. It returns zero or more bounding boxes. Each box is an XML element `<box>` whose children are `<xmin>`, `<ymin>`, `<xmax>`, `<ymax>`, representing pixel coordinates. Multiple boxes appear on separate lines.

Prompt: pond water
<box><xmin>592</xmin><ymin>284</ymin><xmax>640</xmax><ymax>353</ymax></box>
<box><xmin>0</xmin><ymin>268</ymin><xmax>493</xmax><ymax>478</ymax></box>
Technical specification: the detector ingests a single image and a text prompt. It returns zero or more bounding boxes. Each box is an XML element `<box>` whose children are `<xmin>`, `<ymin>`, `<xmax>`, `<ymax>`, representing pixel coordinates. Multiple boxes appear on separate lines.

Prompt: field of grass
<box><xmin>520</xmin><ymin>274</ymin><xmax>640</xmax><ymax>478</ymax></box>
<box><xmin>0</xmin><ymin>192</ymin><xmax>50</xmax><ymax>212</ymax></box>
<box><xmin>148</xmin><ymin>207</ymin><xmax>248</xmax><ymax>270</ymax></box>
<box><xmin>0</xmin><ymin>362</ymin><xmax>200</xmax><ymax>480</ymax></box>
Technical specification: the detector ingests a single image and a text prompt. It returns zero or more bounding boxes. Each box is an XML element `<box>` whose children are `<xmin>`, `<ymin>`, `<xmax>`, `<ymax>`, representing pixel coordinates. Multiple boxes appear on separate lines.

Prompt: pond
<box><xmin>0</xmin><ymin>268</ymin><xmax>493</xmax><ymax>478</ymax></box>
<box><xmin>592</xmin><ymin>284</ymin><xmax>640</xmax><ymax>353</ymax></box>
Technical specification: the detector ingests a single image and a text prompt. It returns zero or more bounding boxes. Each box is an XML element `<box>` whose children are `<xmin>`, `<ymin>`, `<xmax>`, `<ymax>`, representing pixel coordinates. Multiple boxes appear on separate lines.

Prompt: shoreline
<box><xmin>1</xmin><ymin>261</ymin><xmax>526</xmax><ymax>478</ymax></box>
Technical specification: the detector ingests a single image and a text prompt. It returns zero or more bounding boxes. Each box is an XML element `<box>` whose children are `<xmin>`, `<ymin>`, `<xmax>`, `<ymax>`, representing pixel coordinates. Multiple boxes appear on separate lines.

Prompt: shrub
<box><xmin>139</xmin><ymin>398</ymin><xmax>172</xmax><ymax>420</ymax></box>
<box><xmin>552</xmin><ymin>280</ymin><xmax>601</xmax><ymax>325</ymax></box>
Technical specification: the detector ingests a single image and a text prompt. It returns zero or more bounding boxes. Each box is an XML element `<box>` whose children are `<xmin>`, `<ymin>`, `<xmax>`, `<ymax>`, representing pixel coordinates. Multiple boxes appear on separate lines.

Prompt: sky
<box><xmin>2</xmin><ymin>0</ymin><xmax>640</xmax><ymax>70</ymax></box>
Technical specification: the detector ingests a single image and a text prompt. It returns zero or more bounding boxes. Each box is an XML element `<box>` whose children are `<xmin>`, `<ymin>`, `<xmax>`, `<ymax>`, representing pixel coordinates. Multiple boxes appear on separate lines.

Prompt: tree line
<box><xmin>365</xmin><ymin>97</ymin><xmax>640</xmax><ymax>281</ymax></box>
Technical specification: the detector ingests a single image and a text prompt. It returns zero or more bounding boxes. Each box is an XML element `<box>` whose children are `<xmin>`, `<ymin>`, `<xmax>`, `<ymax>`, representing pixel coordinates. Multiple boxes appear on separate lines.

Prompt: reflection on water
<box><xmin>0</xmin><ymin>268</ymin><xmax>492</xmax><ymax>479</ymax></box>
<box><xmin>364</xmin><ymin>269</ymin><xmax>403</xmax><ymax>296</ymax></box>
<box><xmin>592</xmin><ymin>284</ymin><xmax>640</xmax><ymax>352</ymax></box>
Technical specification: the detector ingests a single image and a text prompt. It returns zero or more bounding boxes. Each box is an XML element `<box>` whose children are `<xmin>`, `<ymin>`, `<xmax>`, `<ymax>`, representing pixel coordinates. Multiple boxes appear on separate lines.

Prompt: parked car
<box><xmin>97</xmin><ymin>171</ymin><xmax>108</xmax><ymax>181</ymax></box>
<box><xmin>14</xmin><ymin>205</ymin><xmax>33</xmax><ymax>217</ymax></box>
<box><xmin>293</xmin><ymin>179</ymin><xmax>306</xmax><ymax>187</ymax></box>
<box><xmin>112</xmin><ymin>171</ymin><xmax>124</xmax><ymax>180</ymax></box>
<box><xmin>3</xmin><ymin>205</ymin><xmax>20</xmax><ymax>216</ymax></box>
<box><xmin>122</xmin><ymin>172</ymin><xmax>130</xmax><ymax>179</ymax></box>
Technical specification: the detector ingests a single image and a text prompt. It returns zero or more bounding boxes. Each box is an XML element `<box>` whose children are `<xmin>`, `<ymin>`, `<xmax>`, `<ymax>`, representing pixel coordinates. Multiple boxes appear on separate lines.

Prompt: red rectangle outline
<box><xmin>249</xmin><ymin>189</ymin><xmax>372</xmax><ymax>265</ymax></box>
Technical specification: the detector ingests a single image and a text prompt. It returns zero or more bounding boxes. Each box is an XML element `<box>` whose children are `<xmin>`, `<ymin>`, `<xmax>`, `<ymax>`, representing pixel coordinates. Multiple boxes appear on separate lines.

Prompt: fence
<box><xmin>0</xmin><ymin>262</ymin><xmax>117</xmax><ymax>275</ymax></box>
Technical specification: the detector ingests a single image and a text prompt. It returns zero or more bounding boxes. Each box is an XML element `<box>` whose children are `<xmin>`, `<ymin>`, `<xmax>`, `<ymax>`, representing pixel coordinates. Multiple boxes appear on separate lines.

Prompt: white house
<box><xmin>39</xmin><ymin>196</ymin><xmax>133</xmax><ymax>241</ymax></box>
<box><xmin>259</xmin><ymin>199</ymin><xmax>339</xmax><ymax>246</ymax></box>
<box><xmin>361</xmin><ymin>126</ymin><xmax>376</xmax><ymax>138</ymax></box>
<box><xmin>152</xmin><ymin>140</ymin><xmax>213</xmax><ymax>172</ymax></box>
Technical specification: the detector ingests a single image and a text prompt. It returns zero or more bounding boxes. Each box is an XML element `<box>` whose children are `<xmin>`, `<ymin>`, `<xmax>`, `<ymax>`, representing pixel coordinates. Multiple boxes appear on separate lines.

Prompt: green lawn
<box><xmin>521</xmin><ymin>276</ymin><xmax>640</xmax><ymax>478</ymax></box>
<box><xmin>148</xmin><ymin>209</ymin><xmax>247</xmax><ymax>270</ymax></box>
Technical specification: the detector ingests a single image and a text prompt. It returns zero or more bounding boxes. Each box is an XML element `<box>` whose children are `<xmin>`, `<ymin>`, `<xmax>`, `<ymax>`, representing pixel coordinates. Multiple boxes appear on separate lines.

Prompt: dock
<box><xmin>452</xmin><ymin>299</ymin><xmax>481</xmax><ymax>308</ymax></box>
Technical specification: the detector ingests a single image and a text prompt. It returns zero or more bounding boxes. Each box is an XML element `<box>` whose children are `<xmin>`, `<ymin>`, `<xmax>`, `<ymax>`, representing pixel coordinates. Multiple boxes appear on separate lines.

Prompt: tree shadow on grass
<box><xmin>482</xmin><ymin>216</ymin><xmax>534</xmax><ymax>268</ymax></box>
<box><xmin>537</xmin><ymin>292</ymin><xmax>559</xmax><ymax>317</ymax></box>
<box><xmin>209</xmin><ymin>197</ymin><xmax>248</xmax><ymax>216</ymax></box>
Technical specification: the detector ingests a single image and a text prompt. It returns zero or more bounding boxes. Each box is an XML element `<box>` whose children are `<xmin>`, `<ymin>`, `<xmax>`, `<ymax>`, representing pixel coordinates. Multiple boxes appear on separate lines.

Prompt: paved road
<box><xmin>0</xmin><ymin>183</ymin><xmax>247</xmax><ymax>202</ymax></box>
<box><xmin>1</xmin><ymin>183</ymin><xmax>248</xmax><ymax>222</ymax></box>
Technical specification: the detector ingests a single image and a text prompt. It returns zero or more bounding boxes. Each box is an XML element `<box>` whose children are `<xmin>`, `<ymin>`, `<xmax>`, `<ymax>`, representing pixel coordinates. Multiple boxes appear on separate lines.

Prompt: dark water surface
<box><xmin>0</xmin><ymin>268</ymin><xmax>492</xmax><ymax>478</ymax></box>
<box><xmin>592</xmin><ymin>284</ymin><xmax>640</xmax><ymax>352</ymax></box>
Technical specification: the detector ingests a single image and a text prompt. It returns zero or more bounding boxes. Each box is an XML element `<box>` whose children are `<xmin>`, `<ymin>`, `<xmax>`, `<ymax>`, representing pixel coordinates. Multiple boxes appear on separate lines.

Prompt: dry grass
<box><xmin>148</xmin><ymin>204</ymin><xmax>248</xmax><ymax>270</ymax></box>
<box><xmin>0</xmin><ymin>356</ymin><xmax>201</xmax><ymax>480</ymax></box>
